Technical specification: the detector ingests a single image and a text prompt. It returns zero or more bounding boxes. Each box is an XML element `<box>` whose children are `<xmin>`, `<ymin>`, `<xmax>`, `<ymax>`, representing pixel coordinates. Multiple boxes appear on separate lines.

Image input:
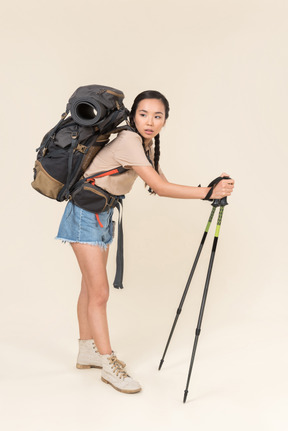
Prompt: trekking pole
<box><xmin>183</xmin><ymin>199</ymin><xmax>227</xmax><ymax>403</ymax></box>
<box><xmin>158</xmin><ymin>205</ymin><xmax>217</xmax><ymax>371</ymax></box>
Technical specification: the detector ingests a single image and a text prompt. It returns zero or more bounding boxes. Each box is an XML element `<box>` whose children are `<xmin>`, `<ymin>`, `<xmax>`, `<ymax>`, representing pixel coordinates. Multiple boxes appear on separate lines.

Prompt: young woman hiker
<box><xmin>56</xmin><ymin>90</ymin><xmax>235</xmax><ymax>395</ymax></box>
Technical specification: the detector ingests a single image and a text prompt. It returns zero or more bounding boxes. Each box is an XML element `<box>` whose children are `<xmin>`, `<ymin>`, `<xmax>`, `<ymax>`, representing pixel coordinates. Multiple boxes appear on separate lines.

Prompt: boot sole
<box><xmin>76</xmin><ymin>363</ymin><xmax>102</xmax><ymax>369</ymax></box>
<box><xmin>101</xmin><ymin>377</ymin><xmax>141</xmax><ymax>394</ymax></box>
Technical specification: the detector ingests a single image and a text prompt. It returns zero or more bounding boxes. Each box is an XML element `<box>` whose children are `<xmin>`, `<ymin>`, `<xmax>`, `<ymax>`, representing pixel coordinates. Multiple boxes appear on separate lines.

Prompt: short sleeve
<box><xmin>113</xmin><ymin>131</ymin><xmax>152</xmax><ymax>168</ymax></box>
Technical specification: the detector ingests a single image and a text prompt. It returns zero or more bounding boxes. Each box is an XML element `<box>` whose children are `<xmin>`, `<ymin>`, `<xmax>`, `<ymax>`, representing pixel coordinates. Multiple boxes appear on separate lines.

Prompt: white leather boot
<box><xmin>101</xmin><ymin>352</ymin><xmax>141</xmax><ymax>394</ymax></box>
<box><xmin>76</xmin><ymin>339</ymin><xmax>102</xmax><ymax>369</ymax></box>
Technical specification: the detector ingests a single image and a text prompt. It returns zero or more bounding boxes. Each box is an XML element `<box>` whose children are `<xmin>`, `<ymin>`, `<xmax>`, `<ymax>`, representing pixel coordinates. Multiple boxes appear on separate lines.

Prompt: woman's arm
<box><xmin>132</xmin><ymin>165</ymin><xmax>234</xmax><ymax>200</ymax></box>
<box><xmin>158</xmin><ymin>166</ymin><xmax>168</xmax><ymax>182</ymax></box>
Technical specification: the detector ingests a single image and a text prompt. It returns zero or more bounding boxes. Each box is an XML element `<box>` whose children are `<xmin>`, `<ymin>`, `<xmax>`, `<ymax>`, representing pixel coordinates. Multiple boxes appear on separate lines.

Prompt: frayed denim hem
<box><xmin>55</xmin><ymin>236</ymin><xmax>113</xmax><ymax>251</ymax></box>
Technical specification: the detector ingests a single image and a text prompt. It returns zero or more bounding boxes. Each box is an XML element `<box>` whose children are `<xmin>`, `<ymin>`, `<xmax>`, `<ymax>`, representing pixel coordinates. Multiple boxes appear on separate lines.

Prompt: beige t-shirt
<box><xmin>84</xmin><ymin>130</ymin><xmax>152</xmax><ymax>195</ymax></box>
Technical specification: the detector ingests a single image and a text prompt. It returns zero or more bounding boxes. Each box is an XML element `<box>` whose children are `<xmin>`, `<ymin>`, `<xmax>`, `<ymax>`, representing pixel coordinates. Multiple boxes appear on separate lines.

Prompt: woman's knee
<box><xmin>87</xmin><ymin>284</ymin><xmax>110</xmax><ymax>307</ymax></box>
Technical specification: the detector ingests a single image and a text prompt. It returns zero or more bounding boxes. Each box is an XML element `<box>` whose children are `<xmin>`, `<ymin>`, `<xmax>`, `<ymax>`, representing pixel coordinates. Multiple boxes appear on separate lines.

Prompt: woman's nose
<box><xmin>146</xmin><ymin>116</ymin><xmax>153</xmax><ymax>125</ymax></box>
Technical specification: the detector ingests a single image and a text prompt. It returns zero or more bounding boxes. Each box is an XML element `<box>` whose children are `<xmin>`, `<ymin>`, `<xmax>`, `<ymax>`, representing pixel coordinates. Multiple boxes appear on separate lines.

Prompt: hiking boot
<box><xmin>76</xmin><ymin>339</ymin><xmax>102</xmax><ymax>369</ymax></box>
<box><xmin>101</xmin><ymin>352</ymin><xmax>141</xmax><ymax>394</ymax></box>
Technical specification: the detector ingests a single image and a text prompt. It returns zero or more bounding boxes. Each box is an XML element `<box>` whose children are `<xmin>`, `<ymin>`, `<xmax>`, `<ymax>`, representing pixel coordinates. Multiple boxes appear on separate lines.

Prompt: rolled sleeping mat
<box><xmin>67</xmin><ymin>85</ymin><xmax>125</xmax><ymax>127</ymax></box>
<box><xmin>69</xmin><ymin>99</ymin><xmax>107</xmax><ymax>126</ymax></box>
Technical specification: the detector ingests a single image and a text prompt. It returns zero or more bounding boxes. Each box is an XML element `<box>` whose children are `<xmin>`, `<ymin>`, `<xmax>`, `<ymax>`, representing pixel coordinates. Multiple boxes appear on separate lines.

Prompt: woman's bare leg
<box><xmin>77</xmin><ymin>277</ymin><xmax>92</xmax><ymax>339</ymax></box>
<box><xmin>72</xmin><ymin>243</ymin><xmax>112</xmax><ymax>355</ymax></box>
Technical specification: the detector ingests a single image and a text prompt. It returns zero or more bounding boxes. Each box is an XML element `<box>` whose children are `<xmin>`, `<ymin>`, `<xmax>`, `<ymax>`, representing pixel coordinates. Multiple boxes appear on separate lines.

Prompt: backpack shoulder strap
<box><xmin>87</xmin><ymin>166</ymin><xmax>127</xmax><ymax>180</ymax></box>
<box><xmin>71</xmin><ymin>166</ymin><xmax>127</xmax><ymax>194</ymax></box>
<box><xmin>94</xmin><ymin>124</ymin><xmax>134</xmax><ymax>145</ymax></box>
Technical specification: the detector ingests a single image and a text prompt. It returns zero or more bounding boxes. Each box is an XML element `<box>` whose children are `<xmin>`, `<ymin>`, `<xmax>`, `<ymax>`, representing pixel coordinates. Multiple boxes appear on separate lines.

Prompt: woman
<box><xmin>56</xmin><ymin>90</ymin><xmax>234</xmax><ymax>394</ymax></box>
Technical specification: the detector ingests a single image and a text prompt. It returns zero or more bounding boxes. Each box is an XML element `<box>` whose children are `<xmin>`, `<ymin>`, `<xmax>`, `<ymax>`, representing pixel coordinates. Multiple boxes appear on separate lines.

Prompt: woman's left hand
<box><xmin>210</xmin><ymin>173</ymin><xmax>235</xmax><ymax>199</ymax></box>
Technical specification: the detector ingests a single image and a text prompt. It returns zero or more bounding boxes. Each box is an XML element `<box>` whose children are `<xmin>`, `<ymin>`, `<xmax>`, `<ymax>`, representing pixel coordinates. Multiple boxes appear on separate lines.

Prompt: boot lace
<box><xmin>108</xmin><ymin>355</ymin><xmax>129</xmax><ymax>379</ymax></box>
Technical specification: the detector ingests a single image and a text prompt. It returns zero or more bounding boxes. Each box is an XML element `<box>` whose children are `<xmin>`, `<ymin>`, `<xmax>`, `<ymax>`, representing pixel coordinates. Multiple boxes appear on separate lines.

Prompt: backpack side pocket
<box><xmin>31</xmin><ymin>160</ymin><xmax>65</xmax><ymax>199</ymax></box>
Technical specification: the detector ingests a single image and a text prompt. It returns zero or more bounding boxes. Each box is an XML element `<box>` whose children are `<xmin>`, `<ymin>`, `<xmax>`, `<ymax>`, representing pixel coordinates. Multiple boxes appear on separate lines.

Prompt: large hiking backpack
<box><xmin>32</xmin><ymin>84</ymin><xmax>131</xmax><ymax>290</ymax></box>
<box><xmin>31</xmin><ymin>84</ymin><xmax>130</xmax><ymax>202</ymax></box>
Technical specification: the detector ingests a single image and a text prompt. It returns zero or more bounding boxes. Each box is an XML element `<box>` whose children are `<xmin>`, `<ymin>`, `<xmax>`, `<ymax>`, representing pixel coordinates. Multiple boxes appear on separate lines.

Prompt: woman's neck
<box><xmin>144</xmin><ymin>138</ymin><xmax>152</xmax><ymax>149</ymax></box>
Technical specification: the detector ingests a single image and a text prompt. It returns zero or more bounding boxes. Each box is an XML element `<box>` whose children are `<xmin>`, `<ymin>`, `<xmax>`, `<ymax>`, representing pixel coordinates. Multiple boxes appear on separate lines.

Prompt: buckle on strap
<box><xmin>108</xmin><ymin>195</ymin><xmax>117</xmax><ymax>206</ymax></box>
<box><xmin>87</xmin><ymin>178</ymin><xmax>96</xmax><ymax>185</ymax></box>
<box><xmin>76</xmin><ymin>143</ymin><xmax>87</xmax><ymax>153</ymax></box>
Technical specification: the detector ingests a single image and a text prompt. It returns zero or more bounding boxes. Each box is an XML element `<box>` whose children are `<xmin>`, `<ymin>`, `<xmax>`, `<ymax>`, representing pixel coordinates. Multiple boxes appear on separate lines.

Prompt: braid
<box><xmin>148</xmin><ymin>134</ymin><xmax>161</xmax><ymax>194</ymax></box>
<box><xmin>154</xmin><ymin>134</ymin><xmax>160</xmax><ymax>173</ymax></box>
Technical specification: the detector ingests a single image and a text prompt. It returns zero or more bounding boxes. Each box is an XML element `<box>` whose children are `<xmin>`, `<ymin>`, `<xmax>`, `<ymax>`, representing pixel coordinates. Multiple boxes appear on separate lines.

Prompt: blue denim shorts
<box><xmin>55</xmin><ymin>201</ymin><xmax>115</xmax><ymax>249</ymax></box>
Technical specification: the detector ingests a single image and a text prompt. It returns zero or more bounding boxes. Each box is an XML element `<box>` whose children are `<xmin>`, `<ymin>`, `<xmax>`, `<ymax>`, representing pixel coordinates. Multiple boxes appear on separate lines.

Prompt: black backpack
<box><xmin>31</xmin><ymin>84</ymin><xmax>130</xmax><ymax>202</ymax></box>
<box><xmin>32</xmin><ymin>85</ymin><xmax>131</xmax><ymax>289</ymax></box>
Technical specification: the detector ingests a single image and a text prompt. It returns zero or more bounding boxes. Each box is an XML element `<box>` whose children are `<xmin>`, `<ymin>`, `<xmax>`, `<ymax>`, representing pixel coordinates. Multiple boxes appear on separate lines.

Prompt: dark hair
<box><xmin>129</xmin><ymin>90</ymin><xmax>170</xmax><ymax>193</ymax></box>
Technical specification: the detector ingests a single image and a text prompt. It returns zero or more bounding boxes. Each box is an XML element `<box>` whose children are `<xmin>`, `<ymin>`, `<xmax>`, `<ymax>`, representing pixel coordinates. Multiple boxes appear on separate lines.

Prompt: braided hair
<box><xmin>129</xmin><ymin>90</ymin><xmax>170</xmax><ymax>193</ymax></box>
<box><xmin>154</xmin><ymin>133</ymin><xmax>160</xmax><ymax>174</ymax></box>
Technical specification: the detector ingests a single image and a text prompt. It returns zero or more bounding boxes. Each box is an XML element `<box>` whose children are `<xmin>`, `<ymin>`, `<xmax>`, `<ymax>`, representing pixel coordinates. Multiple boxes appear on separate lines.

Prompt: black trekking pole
<box><xmin>158</xmin><ymin>205</ymin><xmax>217</xmax><ymax>371</ymax></box>
<box><xmin>158</xmin><ymin>177</ymin><xmax>229</xmax><ymax>373</ymax></box>
<box><xmin>183</xmin><ymin>200</ymin><xmax>227</xmax><ymax>403</ymax></box>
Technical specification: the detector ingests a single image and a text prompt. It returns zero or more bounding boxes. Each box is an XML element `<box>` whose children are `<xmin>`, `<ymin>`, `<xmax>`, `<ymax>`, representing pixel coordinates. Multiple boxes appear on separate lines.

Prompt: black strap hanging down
<box><xmin>113</xmin><ymin>200</ymin><xmax>124</xmax><ymax>289</ymax></box>
<box><xmin>59</xmin><ymin>129</ymin><xmax>79</xmax><ymax>201</ymax></box>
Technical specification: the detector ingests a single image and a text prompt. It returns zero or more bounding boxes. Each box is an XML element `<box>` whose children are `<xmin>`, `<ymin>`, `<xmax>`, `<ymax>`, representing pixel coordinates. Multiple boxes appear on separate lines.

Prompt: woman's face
<box><xmin>134</xmin><ymin>98</ymin><xmax>166</xmax><ymax>143</ymax></box>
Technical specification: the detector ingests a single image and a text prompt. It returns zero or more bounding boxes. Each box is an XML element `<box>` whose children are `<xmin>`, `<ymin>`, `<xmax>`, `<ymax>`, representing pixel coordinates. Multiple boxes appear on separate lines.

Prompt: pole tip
<box><xmin>183</xmin><ymin>390</ymin><xmax>188</xmax><ymax>403</ymax></box>
<box><xmin>158</xmin><ymin>359</ymin><xmax>164</xmax><ymax>370</ymax></box>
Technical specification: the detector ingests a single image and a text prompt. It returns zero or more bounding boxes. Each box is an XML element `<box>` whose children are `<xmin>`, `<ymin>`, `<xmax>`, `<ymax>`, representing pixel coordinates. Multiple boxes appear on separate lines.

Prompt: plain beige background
<box><xmin>1</xmin><ymin>0</ymin><xmax>287</xmax><ymax>430</ymax></box>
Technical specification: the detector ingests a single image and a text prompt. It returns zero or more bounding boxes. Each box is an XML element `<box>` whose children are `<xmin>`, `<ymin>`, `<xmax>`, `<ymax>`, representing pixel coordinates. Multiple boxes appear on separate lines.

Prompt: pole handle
<box><xmin>203</xmin><ymin>176</ymin><xmax>230</xmax><ymax>207</ymax></box>
<box><xmin>212</xmin><ymin>196</ymin><xmax>228</xmax><ymax>207</ymax></box>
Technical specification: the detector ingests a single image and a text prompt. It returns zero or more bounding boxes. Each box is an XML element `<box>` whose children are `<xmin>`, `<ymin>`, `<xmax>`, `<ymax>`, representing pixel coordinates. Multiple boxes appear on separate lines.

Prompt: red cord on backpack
<box><xmin>95</xmin><ymin>213</ymin><xmax>103</xmax><ymax>228</ymax></box>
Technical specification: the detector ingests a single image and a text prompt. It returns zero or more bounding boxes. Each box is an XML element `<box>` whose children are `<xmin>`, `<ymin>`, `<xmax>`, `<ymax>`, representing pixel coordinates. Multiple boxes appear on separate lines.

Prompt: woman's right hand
<box><xmin>211</xmin><ymin>173</ymin><xmax>235</xmax><ymax>199</ymax></box>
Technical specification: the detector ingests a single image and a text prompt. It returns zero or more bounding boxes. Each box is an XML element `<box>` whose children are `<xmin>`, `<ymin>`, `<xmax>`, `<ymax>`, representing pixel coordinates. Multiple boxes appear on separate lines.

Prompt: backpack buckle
<box><xmin>71</xmin><ymin>131</ymin><xmax>78</xmax><ymax>139</ymax></box>
<box><xmin>76</xmin><ymin>143</ymin><xmax>87</xmax><ymax>153</ymax></box>
<box><xmin>108</xmin><ymin>196</ymin><xmax>116</xmax><ymax>206</ymax></box>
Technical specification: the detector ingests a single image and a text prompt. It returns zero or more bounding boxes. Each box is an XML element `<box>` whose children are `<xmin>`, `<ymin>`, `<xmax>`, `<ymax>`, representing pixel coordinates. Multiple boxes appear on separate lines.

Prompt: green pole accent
<box><xmin>215</xmin><ymin>206</ymin><xmax>224</xmax><ymax>237</ymax></box>
<box><xmin>205</xmin><ymin>207</ymin><xmax>216</xmax><ymax>233</ymax></box>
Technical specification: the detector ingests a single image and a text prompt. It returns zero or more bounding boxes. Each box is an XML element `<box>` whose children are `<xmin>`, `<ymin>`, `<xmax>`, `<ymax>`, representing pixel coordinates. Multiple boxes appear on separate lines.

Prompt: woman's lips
<box><xmin>144</xmin><ymin>129</ymin><xmax>154</xmax><ymax>134</ymax></box>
